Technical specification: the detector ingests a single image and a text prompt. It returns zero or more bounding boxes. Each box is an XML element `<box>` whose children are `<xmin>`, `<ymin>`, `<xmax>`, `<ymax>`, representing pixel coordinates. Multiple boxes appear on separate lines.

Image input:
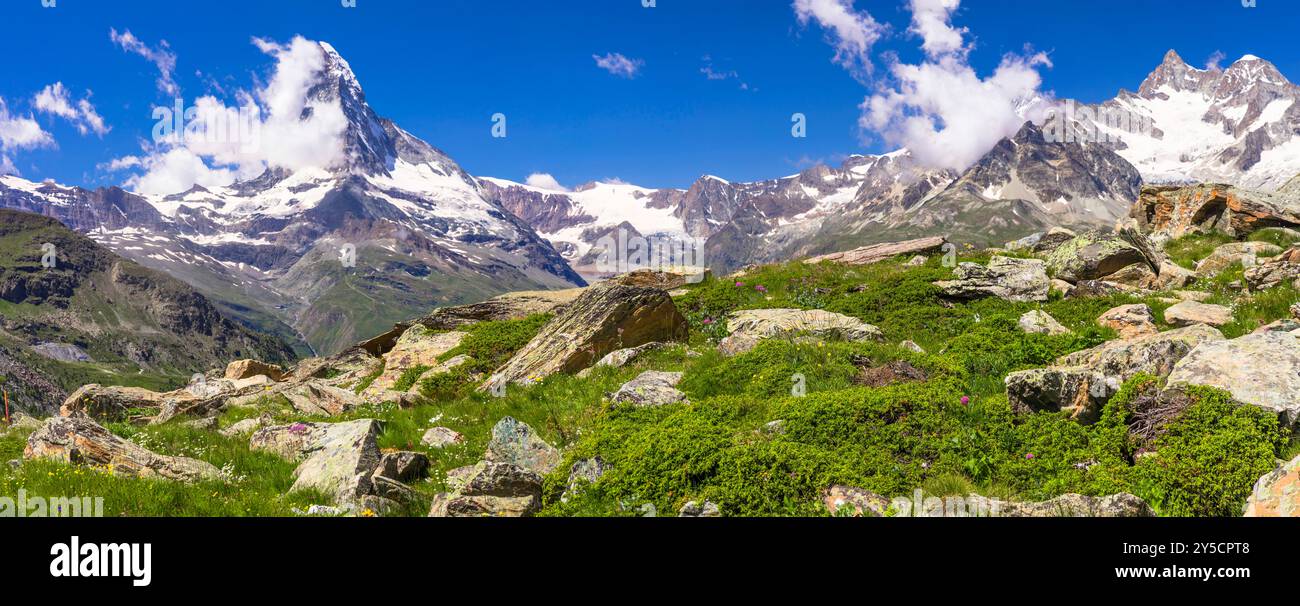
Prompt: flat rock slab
<box><xmin>718</xmin><ymin>308</ymin><xmax>883</xmax><ymax>356</ymax></box>
<box><xmin>933</xmin><ymin>256</ymin><xmax>1050</xmax><ymax>302</ymax></box>
<box><xmin>1168</xmin><ymin>332</ymin><xmax>1300</xmax><ymax>428</ymax></box>
<box><xmin>25</xmin><ymin>416</ymin><xmax>223</xmax><ymax>483</ymax></box>
<box><xmin>1163</xmin><ymin>301</ymin><xmax>1233</xmax><ymax>327</ymax></box>
<box><xmin>804</xmin><ymin>237</ymin><xmax>947</xmax><ymax>266</ymax></box>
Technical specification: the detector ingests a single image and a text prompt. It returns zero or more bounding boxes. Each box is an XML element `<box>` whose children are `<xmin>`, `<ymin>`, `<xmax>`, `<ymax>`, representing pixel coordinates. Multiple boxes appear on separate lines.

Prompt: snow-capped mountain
<box><xmin>0</xmin><ymin>42</ymin><xmax>584</xmax><ymax>355</ymax></box>
<box><xmin>1077</xmin><ymin>50</ymin><xmax>1300</xmax><ymax>190</ymax></box>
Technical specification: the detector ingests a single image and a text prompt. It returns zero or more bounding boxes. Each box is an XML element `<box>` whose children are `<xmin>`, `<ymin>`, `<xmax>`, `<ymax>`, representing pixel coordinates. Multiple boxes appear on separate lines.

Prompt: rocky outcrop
<box><xmin>1005</xmin><ymin>367</ymin><xmax>1118</xmax><ymax>423</ymax></box>
<box><xmin>283</xmin><ymin>382</ymin><xmax>365</xmax><ymax>417</ymax></box>
<box><xmin>933</xmin><ymin>256</ymin><xmax>1050</xmax><ymax>302</ymax></box>
<box><xmin>428</xmin><ymin>461</ymin><xmax>544</xmax><ymax>517</ymax></box>
<box><xmin>224</xmin><ymin>359</ymin><xmax>286</xmax><ymax>382</ymax></box>
<box><xmin>1044</xmin><ymin>231</ymin><xmax>1154</xmax><ymax>283</ymax></box>
<box><xmin>484</xmin><ymin>417</ymin><xmax>561</xmax><ymax>476</ymax></box>
<box><xmin>1167</xmin><ymin>332</ymin><xmax>1300</xmax><ymax>428</ymax></box>
<box><xmin>1195</xmin><ymin>241</ymin><xmax>1281</xmax><ymax>277</ymax></box>
<box><xmin>1244</xmin><ymin>246</ymin><xmax>1300</xmax><ymax>291</ymax></box>
<box><xmin>717</xmin><ymin>308</ymin><xmax>883</xmax><ymax>356</ymax></box>
<box><xmin>610</xmin><ymin>371</ymin><xmax>687</xmax><ymax>408</ymax></box>
<box><xmin>1059</xmin><ymin>324</ymin><xmax>1225</xmax><ymax>379</ymax></box>
<box><xmin>927</xmin><ymin>493</ymin><xmax>1154</xmax><ymax>517</ymax></box>
<box><xmin>1132</xmin><ymin>183</ymin><xmax>1300</xmax><ymax>240</ymax></box>
<box><xmin>804</xmin><ymin>236</ymin><xmax>947</xmax><ymax>266</ymax></box>
<box><xmin>250</xmin><ymin>419</ymin><xmax>400</xmax><ymax>510</ymax></box>
<box><xmin>1244</xmin><ymin>455</ymin><xmax>1300</xmax><ymax>517</ymax></box>
<box><xmin>1018</xmin><ymin>310</ymin><xmax>1070</xmax><ymax>335</ymax></box>
<box><xmin>1163</xmin><ymin>301</ymin><xmax>1233</xmax><ymax>327</ymax></box>
<box><xmin>481</xmin><ymin>282</ymin><xmax>688</xmax><ymax>391</ymax></box>
<box><xmin>25</xmin><ymin>416</ymin><xmax>224</xmax><ymax>483</ymax></box>
<box><xmin>361</xmin><ymin>326</ymin><xmax>466</xmax><ymax>397</ymax></box>
<box><xmin>61</xmin><ymin>378</ymin><xmax>274</xmax><ymax>425</ymax></box>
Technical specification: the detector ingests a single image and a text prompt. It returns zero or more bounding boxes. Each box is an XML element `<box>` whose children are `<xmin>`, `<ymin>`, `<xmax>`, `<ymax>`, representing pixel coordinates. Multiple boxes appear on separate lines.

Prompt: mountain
<box><xmin>1072</xmin><ymin>50</ymin><xmax>1300</xmax><ymax>190</ymax></box>
<box><xmin>0</xmin><ymin>42</ymin><xmax>585</xmax><ymax>356</ymax></box>
<box><xmin>0</xmin><ymin>209</ymin><xmax>296</xmax><ymax>413</ymax></box>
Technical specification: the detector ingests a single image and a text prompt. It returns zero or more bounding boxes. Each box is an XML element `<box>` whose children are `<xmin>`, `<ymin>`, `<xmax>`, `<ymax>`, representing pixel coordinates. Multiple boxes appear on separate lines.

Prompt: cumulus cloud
<box><xmin>524</xmin><ymin>172</ymin><xmax>567</xmax><ymax>191</ymax></box>
<box><xmin>111</xmin><ymin>28</ymin><xmax>179</xmax><ymax>96</ymax></box>
<box><xmin>793</xmin><ymin>0</ymin><xmax>886</xmax><ymax>78</ymax></box>
<box><xmin>33</xmin><ymin>82</ymin><xmax>110</xmax><ymax>136</ymax></box>
<box><xmin>593</xmin><ymin>53</ymin><xmax>644</xmax><ymax>78</ymax></box>
<box><xmin>799</xmin><ymin>0</ymin><xmax>1053</xmax><ymax>172</ymax></box>
<box><xmin>0</xmin><ymin>97</ymin><xmax>55</xmax><ymax>175</ymax></box>
<box><xmin>109</xmin><ymin>36</ymin><xmax>349</xmax><ymax>195</ymax></box>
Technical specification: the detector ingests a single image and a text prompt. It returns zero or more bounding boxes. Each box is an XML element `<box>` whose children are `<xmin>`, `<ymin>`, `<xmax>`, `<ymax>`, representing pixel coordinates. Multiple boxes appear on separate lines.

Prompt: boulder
<box><xmin>286</xmin><ymin>348</ymin><xmax>382</xmax><ymax>386</ymax></box>
<box><xmin>1045</xmin><ymin>231</ymin><xmax>1153</xmax><ymax>283</ymax></box>
<box><xmin>421</xmin><ymin>426</ymin><xmax>464</xmax><ymax>448</ymax></box>
<box><xmin>612</xmin><ymin>268</ymin><xmax>708</xmax><ymax>289</ymax></box>
<box><xmin>25</xmin><ymin>416</ymin><xmax>224</xmax><ymax>483</ymax></box>
<box><xmin>361</xmin><ymin>326</ymin><xmax>466</xmax><ymax>397</ymax></box>
<box><xmin>1243</xmin><ymin>455</ymin><xmax>1300</xmax><ymax>517</ymax></box>
<box><xmin>1167</xmin><ymin>332</ymin><xmax>1300</xmax><ymax>429</ymax></box>
<box><xmin>610</xmin><ymin>371</ymin><xmax>687</xmax><ymax>408</ymax></box>
<box><xmin>1018</xmin><ymin>310</ymin><xmax>1070</xmax><ymax>335</ymax></box>
<box><xmin>481</xmin><ymin>282</ymin><xmax>688</xmax><ymax>391</ymax></box>
<box><xmin>1194</xmin><ymin>241</ymin><xmax>1281</xmax><ymax>277</ymax></box>
<box><xmin>576</xmin><ymin>342</ymin><xmax>665</xmax><ymax>377</ymax></box>
<box><xmin>803</xmin><ymin>236</ymin><xmax>947</xmax><ymax>266</ymax></box>
<box><xmin>1132</xmin><ymin>183</ymin><xmax>1300</xmax><ymax>240</ymax></box>
<box><xmin>562</xmin><ymin>457</ymin><xmax>610</xmax><ymax>502</ymax></box>
<box><xmin>1163</xmin><ymin>301</ymin><xmax>1233</xmax><ymax>327</ymax></box>
<box><xmin>822</xmin><ymin>485</ymin><xmax>890</xmax><ymax>517</ymax></box>
<box><xmin>224</xmin><ymin>359</ymin><xmax>286</xmax><ymax>382</ymax></box>
<box><xmin>428</xmin><ymin>461</ymin><xmax>543</xmax><ymax>517</ymax></box>
<box><xmin>285</xmin><ymin>419</ymin><xmax>386</xmax><ymax>507</ymax></box>
<box><xmin>61</xmin><ymin>381</ymin><xmax>265</xmax><ymax>425</ymax></box>
<box><xmin>284</xmin><ymin>382</ymin><xmax>364</xmax><ymax>417</ymax></box>
<box><xmin>484</xmin><ymin>417</ymin><xmax>561</xmax><ymax>475</ymax></box>
<box><xmin>1005</xmin><ymin>367</ymin><xmax>1118</xmax><ymax>423</ymax></box>
<box><xmin>1032</xmin><ymin>227</ymin><xmax>1079</xmax><ymax>256</ymax></box>
<box><xmin>1244</xmin><ymin>246</ymin><xmax>1300</xmax><ymax>291</ymax></box>
<box><xmin>1058</xmin><ymin>324</ymin><xmax>1225</xmax><ymax>380</ymax></box>
<box><xmin>1097</xmin><ymin>304</ymin><xmax>1157</xmax><ymax>339</ymax></box>
<box><xmin>219</xmin><ymin>413</ymin><xmax>274</xmax><ymax>438</ymax></box>
<box><xmin>717</xmin><ymin>308</ymin><xmax>883</xmax><ymax>356</ymax></box>
<box><xmin>59</xmin><ymin>385</ymin><xmax>167</xmax><ymax>420</ymax></box>
<box><xmin>928</xmin><ymin>493</ymin><xmax>1154</xmax><ymax>517</ymax></box>
<box><xmin>678</xmin><ymin>501</ymin><xmax>722</xmax><ymax>517</ymax></box>
<box><xmin>1153</xmin><ymin>260</ymin><xmax>1196</xmax><ymax>290</ymax></box>
<box><xmin>371</xmin><ymin>451</ymin><xmax>430</xmax><ymax>484</ymax></box>
<box><xmin>1104</xmin><ymin>263</ymin><xmax>1159</xmax><ymax>289</ymax></box>
<box><xmin>1005</xmin><ymin>232</ymin><xmax>1043</xmax><ymax>252</ymax></box>
<box><xmin>933</xmin><ymin>256</ymin><xmax>1050</xmax><ymax>302</ymax></box>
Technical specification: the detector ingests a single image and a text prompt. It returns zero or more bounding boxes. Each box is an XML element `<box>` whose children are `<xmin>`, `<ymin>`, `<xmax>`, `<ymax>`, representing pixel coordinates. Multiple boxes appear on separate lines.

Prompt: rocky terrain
<box><xmin>3</xmin><ymin>179</ymin><xmax>1299</xmax><ymax>517</ymax></box>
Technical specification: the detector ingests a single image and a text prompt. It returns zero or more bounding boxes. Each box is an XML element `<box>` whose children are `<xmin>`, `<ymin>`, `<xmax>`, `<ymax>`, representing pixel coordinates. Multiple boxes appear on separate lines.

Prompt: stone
<box><xmin>284</xmin><ymin>381</ymin><xmax>364</xmax><ymax>417</ymax></box>
<box><xmin>428</xmin><ymin>461</ymin><xmax>544</xmax><ymax>518</ymax></box>
<box><xmin>904</xmin><ymin>255</ymin><xmax>927</xmax><ymax>267</ymax></box>
<box><xmin>933</xmin><ymin>256</ymin><xmax>1050</xmax><ymax>302</ymax></box>
<box><xmin>1132</xmin><ymin>183</ymin><xmax>1300</xmax><ymax>240</ymax></box>
<box><xmin>1171</xmin><ymin>289</ymin><xmax>1212</xmax><ymax>302</ymax></box>
<box><xmin>1163</xmin><ymin>301</ymin><xmax>1233</xmax><ymax>327</ymax></box>
<box><xmin>576</xmin><ymin>342</ymin><xmax>665</xmax><ymax>377</ymax></box>
<box><xmin>899</xmin><ymin>340</ymin><xmax>925</xmax><ymax>353</ymax></box>
<box><xmin>610</xmin><ymin>371</ymin><xmax>687</xmax><ymax>408</ymax></box>
<box><xmin>612</xmin><ymin>268</ymin><xmax>708</xmax><ymax>290</ymax></box>
<box><xmin>1049</xmin><ymin>279</ymin><xmax>1074</xmax><ymax>298</ymax></box>
<box><xmin>481</xmin><ymin>282</ymin><xmax>688</xmax><ymax>391</ymax></box>
<box><xmin>1058</xmin><ymin>324</ymin><xmax>1225</xmax><ymax>381</ymax></box>
<box><xmin>678</xmin><ymin>501</ymin><xmax>721</xmax><ymax>517</ymax></box>
<box><xmin>910</xmin><ymin>493</ymin><xmax>1155</xmax><ymax>517</ymax></box>
<box><xmin>822</xmin><ymin>485</ymin><xmax>890</xmax><ymax>517</ymax></box>
<box><xmin>1245</xmin><ymin>246</ymin><xmax>1300</xmax><ymax>291</ymax></box>
<box><xmin>1167</xmin><ymin>332</ymin><xmax>1300</xmax><ymax>429</ymax></box>
<box><xmin>804</xmin><ymin>236</ymin><xmax>947</xmax><ymax>266</ymax></box>
<box><xmin>1104</xmin><ymin>263</ymin><xmax>1159</xmax><ymax>289</ymax></box>
<box><xmin>25</xmin><ymin>416</ymin><xmax>224</xmax><ymax>483</ymax></box>
<box><xmin>718</xmin><ymin>308</ymin><xmax>884</xmax><ymax>357</ymax></box>
<box><xmin>219</xmin><ymin>414</ymin><xmax>273</xmax><ymax>438</ymax></box>
<box><xmin>562</xmin><ymin>457</ymin><xmax>610</xmax><ymax>502</ymax></box>
<box><xmin>421</xmin><ymin>426</ymin><xmax>464</xmax><ymax>448</ymax></box>
<box><xmin>285</xmin><ymin>419</ymin><xmax>385</xmax><ymax>506</ymax></box>
<box><xmin>372</xmin><ymin>451</ymin><xmax>430</xmax><ymax>484</ymax></box>
<box><xmin>1005</xmin><ymin>232</ymin><xmax>1043</xmax><ymax>252</ymax></box>
<box><xmin>1243</xmin><ymin>455</ymin><xmax>1300</xmax><ymax>517</ymax></box>
<box><xmin>1069</xmin><ymin>280</ymin><xmax>1136</xmax><ymax>298</ymax></box>
<box><xmin>485</xmin><ymin>417</ymin><xmax>561</xmax><ymax>475</ymax></box>
<box><xmin>1045</xmin><ymin>231</ymin><xmax>1154</xmax><ymax>283</ymax></box>
<box><xmin>224</xmin><ymin>359</ymin><xmax>286</xmax><ymax>382</ymax></box>
<box><xmin>59</xmin><ymin>384</ymin><xmax>169</xmax><ymax>421</ymax></box>
<box><xmin>1005</xmin><ymin>367</ymin><xmax>1118</xmax><ymax>423</ymax></box>
<box><xmin>1154</xmin><ymin>260</ymin><xmax>1196</xmax><ymax>290</ymax></box>
<box><xmin>361</xmin><ymin>326</ymin><xmax>466</xmax><ymax>397</ymax></box>
<box><xmin>406</xmin><ymin>354</ymin><xmax>473</xmax><ymax>393</ymax></box>
<box><xmin>1194</xmin><ymin>241</ymin><xmax>1281</xmax><ymax>277</ymax></box>
<box><xmin>1018</xmin><ymin>310</ymin><xmax>1070</xmax><ymax>335</ymax></box>
<box><xmin>1097</xmin><ymin>304</ymin><xmax>1157</xmax><ymax>339</ymax></box>
<box><xmin>183</xmin><ymin>417</ymin><xmax>219</xmax><ymax>431</ymax></box>
<box><xmin>1032</xmin><ymin>227</ymin><xmax>1079</xmax><ymax>256</ymax></box>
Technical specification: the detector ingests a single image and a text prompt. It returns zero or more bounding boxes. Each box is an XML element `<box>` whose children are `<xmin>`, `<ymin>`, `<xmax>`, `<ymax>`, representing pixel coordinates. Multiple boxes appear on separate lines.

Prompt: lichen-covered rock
<box><xmin>1163</xmin><ymin>301</ymin><xmax>1233</xmax><ymax>327</ymax></box>
<box><xmin>1018</xmin><ymin>310</ymin><xmax>1070</xmax><ymax>335</ymax></box>
<box><xmin>421</xmin><ymin>426</ymin><xmax>464</xmax><ymax>448</ymax></box>
<box><xmin>717</xmin><ymin>308</ymin><xmax>883</xmax><ymax>356</ymax></box>
<box><xmin>953</xmin><ymin>493</ymin><xmax>1153</xmax><ymax>517</ymax></box>
<box><xmin>428</xmin><ymin>461</ymin><xmax>543</xmax><ymax>517</ymax></box>
<box><xmin>678</xmin><ymin>501</ymin><xmax>721</xmax><ymax>517</ymax></box>
<box><xmin>1097</xmin><ymin>304</ymin><xmax>1157</xmax><ymax>339</ymax></box>
<box><xmin>371</xmin><ymin>451</ymin><xmax>430</xmax><ymax>484</ymax></box>
<box><xmin>803</xmin><ymin>236</ymin><xmax>947</xmax><ymax>266</ymax></box>
<box><xmin>933</xmin><ymin>256</ymin><xmax>1050</xmax><ymax>302</ymax></box>
<box><xmin>1104</xmin><ymin>263</ymin><xmax>1159</xmax><ymax>289</ymax></box>
<box><xmin>362</xmin><ymin>326</ymin><xmax>466</xmax><ymax>397</ymax></box>
<box><xmin>484</xmin><ymin>417</ymin><xmax>560</xmax><ymax>475</ymax></box>
<box><xmin>1167</xmin><ymin>332</ymin><xmax>1300</xmax><ymax>428</ymax></box>
<box><xmin>1244</xmin><ymin>455</ymin><xmax>1300</xmax><ymax>517</ymax></box>
<box><xmin>1133</xmin><ymin>183</ymin><xmax>1300</xmax><ymax>240</ymax></box>
<box><xmin>285</xmin><ymin>419</ymin><xmax>385</xmax><ymax>506</ymax></box>
<box><xmin>284</xmin><ymin>381</ymin><xmax>364</xmax><ymax>417</ymax></box>
<box><xmin>610</xmin><ymin>371</ymin><xmax>687</xmax><ymax>408</ymax></box>
<box><xmin>1004</xmin><ymin>367</ymin><xmax>1118</xmax><ymax>423</ymax></box>
<box><xmin>562</xmin><ymin>457</ymin><xmax>610</xmax><ymax>502</ymax></box>
<box><xmin>406</xmin><ymin>354</ymin><xmax>473</xmax><ymax>393</ymax></box>
<box><xmin>1245</xmin><ymin>246</ymin><xmax>1300</xmax><ymax>291</ymax></box>
<box><xmin>224</xmin><ymin>359</ymin><xmax>286</xmax><ymax>382</ymax></box>
<box><xmin>25</xmin><ymin>416</ymin><xmax>224</xmax><ymax>483</ymax></box>
<box><xmin>1058</xmin><ymin>324</ymin><xmax>1225</xmax><ymax>380</ymax></box>
<box><xmin>1194</xmin><ymin>241</ymin><xmax>1281</xmax><ymax>277</ymax></box>
<box><xmin>1045</xmin><ymin>231</ymin><xmax>1153</xmax><ymax>283</ymax></box>
<box><xmin>1032</xmin><ymin>227</ymin><xmax>1079</xmax><ymax>256</ymax></box>
<box><xmin>481</xmin><ymin>282</ymin><xmax>688</xmax><ymax>391</ymax></box>
<box><xmin>822</xmin><ymin>485</ymin><xmax>890</xmax><ymax>517</ymax></box>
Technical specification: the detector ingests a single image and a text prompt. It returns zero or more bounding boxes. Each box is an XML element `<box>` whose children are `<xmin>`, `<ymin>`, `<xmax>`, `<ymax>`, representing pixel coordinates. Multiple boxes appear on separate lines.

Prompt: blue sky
<box><xmin>3</xmin><ymin>0</ymin><xmax>1298</xmax><ymax>190</ymax></box>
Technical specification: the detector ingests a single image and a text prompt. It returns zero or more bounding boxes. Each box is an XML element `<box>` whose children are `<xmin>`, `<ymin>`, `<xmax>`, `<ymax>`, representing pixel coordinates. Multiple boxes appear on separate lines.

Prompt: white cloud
<box><xmin>793</xmin><ymin>0</ymin><xmax>885</xmax><ymax>78</ymax></box>
<box><xmin>798</xmin><ymin>0</ymin><xmax>1053</xmax><ymax>172</ymax></box>
<box><xmin>1206</xmin><ymin>50</ymin><xmax>1227</xmax><ymax>71</ymax></box>
<box><xmin>0</xmin><ymin>97</ymin><xmax>54</xmax><ymax>152</ymax></box>
<box><xmin>114</xmin><ymin>36</ymin><xmax>349</xmax><ymax>195</ymax></box>
<box><xmin>110</xmin><ymin>28</ymin><xmax>179</xmax><ymax>96</ymax></box>
<box><xmin>524</xmin><ymin>172</ymin><xmax>567</xmax><ymax>191</ymax></box>
<box><xmin>593</xmin><ymin>53</ymin><xmax>644</xmax><ymax>78</ymax></box>
<box><xmin>700</xmin><ymin>56</ymin><xmax>756</xmax><ymax>91</ymax></box>
<box><xmin>33</xmin><ymin>82</ymin><xmax>110</xmax><ymax>136</ymax></box>
<box><xmin>0</xmin><ymin>155</ymin><xmax>16</xmax><ymax>176</ymax></box>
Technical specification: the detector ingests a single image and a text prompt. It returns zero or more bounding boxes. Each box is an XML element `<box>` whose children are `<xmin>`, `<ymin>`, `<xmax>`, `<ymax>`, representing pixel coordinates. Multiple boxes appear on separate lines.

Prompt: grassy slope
<box><xmin>2</xmin><ymin>237</ymin><xmax>1296</xmax><ymax>517</ymax></box>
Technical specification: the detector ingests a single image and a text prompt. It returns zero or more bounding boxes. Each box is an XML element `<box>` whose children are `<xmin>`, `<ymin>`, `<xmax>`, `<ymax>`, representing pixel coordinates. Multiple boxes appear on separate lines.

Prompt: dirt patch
<box><xmin>854</xmin><ymin>359</ymin><xmax>928</xmax><ymax>388</ymax></box>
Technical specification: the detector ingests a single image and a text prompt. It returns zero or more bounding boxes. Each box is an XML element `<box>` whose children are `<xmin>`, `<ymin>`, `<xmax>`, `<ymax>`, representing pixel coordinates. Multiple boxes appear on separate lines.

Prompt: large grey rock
<box><xmin>610</xmin><ymin>371</ymin><xmax>687</xmax><ymax>408</ymax></box>
<box><xmin>1005</xmin><ymin>367</ymin><xmax>1118</xmax><ymax>423</ymax></box>
<box><xmin>420</xmin><ymin>426</ymin><xmax>464</xmax><ymax>448</ymax></box>
<box><xmin>1018</xmin><ymin>310</ymin><xmax>1070</xmax><ymax>335</ymax></box>
<box><xmin>1045</xmin><ymin>231</ymin><xmax>1153</xmax><ymax>283</ymax></box>
<box><xmin>933</xmin><ymin>256</ymin><xmax>1050</xmax><ymax>302</ymax></box>
<box><xmin>678</xmin><ymin>501</ymin><xmax>721</xmax><ymax>517</ymax></box>
<box><xmin>25</xmin><ymin>416</ymin><xmax>224</xmax><ymax>483</ymax></box>
<box><xmin>360</xmin><ymin>326</ymin><xmax>466</xmax><ymax>398</ymax></box>
<box><xmin>562</xmin><ymin>457</ymin><xmax>610</xmax><ymax>502</ymax></box>
<box><xmin>1059</xmin><ymin>324</ymin><xmax>1225</xmax><ymax>380</ymax></box>
<box><xmin>287</xmin><ymin>419</ymin><xmax>385</xmax><ymax>506</ymax></box>
<box><xmin>428</xmin><ymin>461</ymin><xmax>543</xmax><ymax>517</ymax></box>
<box><xmin>576</xmin><ymin>342</ymin><xmax>665</xmax><ymax>377</ymax></box>
<box><xmin>485</xmin><ymin>417</ymin><xmax>561</xmax><ymax>475</ymax></box>
<box><xmin>718</xmin><ymin>308</ymin><xmax>883</xmax><ymax>357</ymax></box>
<box><xmin>283</xmin><ymin>381</ymin><xmax>365</xmax><ymax>417</ymax></box>
<box><xmin>1167</xmin><ymin>332</ymin><xmax>1300</xmax><ymax>428</ymax></box>
<box><xmin>908</xmin><ymin>493</ymin><xmax>1155</xmax><ymax>517</ymax></box>
<box><xmin>1096</xmin><ymin>304</ymin><xmax>1157</xmax><ymax>339</ymax></box>
<box><xmin>803</xmin><ymin>236</ymin><xmax>947</xmax><ymax>266</ymax></box>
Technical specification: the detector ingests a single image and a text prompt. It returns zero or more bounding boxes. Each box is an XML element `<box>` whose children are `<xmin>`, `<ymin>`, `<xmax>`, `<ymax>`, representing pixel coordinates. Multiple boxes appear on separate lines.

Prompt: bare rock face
<box><xmin>1244</xmin><ymin>455</ymin><xmax>1300</xmax><ymax>517</ymax></box>
<box><xmin>1097</xmin><ymin>304</ymin><xmax>1158</xmax><ymax>339</ymax></box>
<box><xmin>1245</xmin><ymin>246</ymin><xmax>1300</xmax><ymax>291</ymax></box>
<box><xmin>804</xmin><ymin>236</ymin><xmax>948</xmax><ymax>266</ymax></box>
<box><xmin>717</xmin><ymin>308</ymin><xmax>883</xmax><ymax>356</ymax></box>
<box><xmin>225</xmin><ymin>359</ymin><xmax>286</xmax><ymax>382</ymax></box>
<box><xmin>1163</xmin><ymin>301</ymin><xmax>1234</xmax><ymax>327</ymax></box>
<box><xmin>1132</xmin><ymin>184</ymin><xmax>1300</xmax><ymax>240</ymax></box>
<box><xmin>610</xmin><ymin>371</ymin><xmax>687</xmax><ymax>408</ymax></box>
<box><xmin>481</xmin><ymin>282</ymin><xmax>688</xmax><ymax>391</ymax></box>
<box><xmin>25</xmin><ymin>416</ymin><xmax>224</xmax><ymax>483</ymax></box>
<box><xmin>1018</xmin><ymin>310</ymin><xmax>1071</xmax><ymax>335</ymax></box>
<box><xmin>1167</xmin><ymin>332</ymin><xmax>1300</xmax><ymax>429</ymax></box>
<box><xmin>933</xmin><ymin>256</ymin><xmax>1050</xmax><ymax>302</ymax></box>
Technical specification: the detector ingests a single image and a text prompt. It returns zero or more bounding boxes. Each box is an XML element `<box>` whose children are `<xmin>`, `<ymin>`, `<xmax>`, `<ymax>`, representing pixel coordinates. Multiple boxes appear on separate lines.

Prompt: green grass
<box><xmin>1164</xmin><ymin>232</ymin><xmax>1237</xmax><ymax>269</ymax></box>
